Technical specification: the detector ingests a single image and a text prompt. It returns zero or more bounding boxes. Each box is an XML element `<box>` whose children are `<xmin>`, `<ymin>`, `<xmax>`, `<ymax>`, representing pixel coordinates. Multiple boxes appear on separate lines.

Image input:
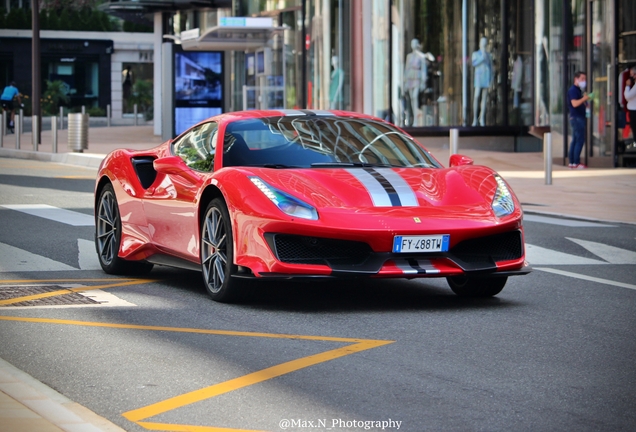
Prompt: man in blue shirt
<box><xmin>566</xmin><ymin>71</ymin><xmax>593</xmax><ymax>169</ymax></box>
<box><xmin>1</xmin><ymin>81</ymin><xmax>22</xmax><ymax>132</ymax></box>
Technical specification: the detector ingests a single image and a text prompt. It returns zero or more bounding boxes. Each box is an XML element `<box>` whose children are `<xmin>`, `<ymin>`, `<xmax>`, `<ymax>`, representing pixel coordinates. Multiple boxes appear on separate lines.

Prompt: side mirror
<box><xmin>153</xmin><ymin>156</ymin><xmax>188</xmax><ymax>175</ymax></box>
<box><xmin>449</xmin><ymin>154</ymin><xmax>474</xmax><ymax>167</ymax></box>
<box><xmin>153</xmin><ymin>156</ymin><xmax>201</xmax><ymax>183</ymax></box>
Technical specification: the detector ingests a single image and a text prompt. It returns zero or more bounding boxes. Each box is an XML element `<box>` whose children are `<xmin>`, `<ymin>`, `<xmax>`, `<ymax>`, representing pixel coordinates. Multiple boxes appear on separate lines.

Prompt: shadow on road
<box><xmin>149</xmin><ymin>267</ymin><xmax>519</xmax><ymax>313</ymax></box>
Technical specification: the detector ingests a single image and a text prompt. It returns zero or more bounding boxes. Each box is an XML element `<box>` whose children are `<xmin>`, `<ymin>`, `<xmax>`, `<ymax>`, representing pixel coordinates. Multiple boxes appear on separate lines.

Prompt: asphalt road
<box><xmin>0</xmin><ymin>158</ymin><xmax>635</xmax><ymax>432</ymax></box>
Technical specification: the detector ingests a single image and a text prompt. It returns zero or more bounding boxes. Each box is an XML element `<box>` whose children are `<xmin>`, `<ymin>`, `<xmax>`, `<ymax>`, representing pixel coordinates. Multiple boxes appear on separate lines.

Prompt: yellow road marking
<box><xmin>138</xmin><ymin>423</ymin><xmax>265</xmax><ymax>432</ymax></box>
<box><xmin>0</xmin><ymin>314</ymin><xmax>395</xmax><ymax>431</ymax></box>
<box><xmin>138</xmin><ymin>422</ymin><xmax>266</xmax><ymax>431</ymax></box>
<box><xmin>0</xmin><ymin>279</ymin><xmax>154</xmax><ymax>306</ymax></box>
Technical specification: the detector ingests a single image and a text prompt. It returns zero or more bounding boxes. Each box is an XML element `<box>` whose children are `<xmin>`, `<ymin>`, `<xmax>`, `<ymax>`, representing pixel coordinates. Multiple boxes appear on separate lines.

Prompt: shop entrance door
<box><xmin>587</xmin><ymin>0</ymin><xmax>615</xmax><ymax>167</ymax></box>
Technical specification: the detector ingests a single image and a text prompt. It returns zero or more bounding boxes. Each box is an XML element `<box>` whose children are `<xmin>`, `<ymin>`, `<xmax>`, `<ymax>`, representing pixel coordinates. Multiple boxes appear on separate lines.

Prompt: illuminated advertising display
<box><xmin>174</xmin><ymin>50</ymin><xmax>223</xmax><ymax>135</ymax></box>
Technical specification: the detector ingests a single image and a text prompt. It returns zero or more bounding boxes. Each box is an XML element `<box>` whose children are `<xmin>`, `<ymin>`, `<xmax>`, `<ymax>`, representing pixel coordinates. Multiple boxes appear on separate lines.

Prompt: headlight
<box><xmin>491</xmin><ymin>174</ymin><xmax>515</xmax><ymax>217</ymax></box>
<box><xmin>249</xmin><ymin>177</ymin><xmax>318</xmax><ymax>220</ymax></box>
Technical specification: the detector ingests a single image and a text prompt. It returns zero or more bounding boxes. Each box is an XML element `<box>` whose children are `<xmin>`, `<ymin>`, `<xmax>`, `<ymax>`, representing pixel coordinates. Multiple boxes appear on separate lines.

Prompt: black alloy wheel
<box><xmin>446</xmin><ymin>276</ymin><xmax>508</xmax><ymax>298</ymax></box>
<box><xmin>200</xmin><ymin>198</ymin><xmax>242</xmax><ymax>302</ymax></box>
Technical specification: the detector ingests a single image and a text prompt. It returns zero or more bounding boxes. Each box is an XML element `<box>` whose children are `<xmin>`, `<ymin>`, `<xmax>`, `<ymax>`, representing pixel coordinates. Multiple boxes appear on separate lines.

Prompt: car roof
<box><xmin>211</xmin><ymin>109</ymin><xmax>384</xmax><ymax>124</ymax></box>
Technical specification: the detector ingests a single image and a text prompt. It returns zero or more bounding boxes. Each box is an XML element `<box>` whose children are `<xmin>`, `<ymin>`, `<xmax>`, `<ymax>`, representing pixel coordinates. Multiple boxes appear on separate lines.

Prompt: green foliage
<box><xmin>86</xmin><ymin>106</ymin><xmax>105</xmax><ymax>116</ymax></box>
<box><xmin>128</xmin><ymin>79</ymin><xmax>154</xmax><ymax>121</ymax></box>
<box><xmin>41</xmin><ymin>80</ymin><xmax>70</xmax><ymax>116</ymax></box>
<box><xmin>5</xmin><ymin>7</ymin><xmax>29</xmax><ymax>29</ymax></box>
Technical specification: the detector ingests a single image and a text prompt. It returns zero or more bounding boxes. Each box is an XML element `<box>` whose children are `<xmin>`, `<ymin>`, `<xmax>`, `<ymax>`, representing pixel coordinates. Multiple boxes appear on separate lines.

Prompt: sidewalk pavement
<box><xmin>0</xmin><ymin>124</ymin><xmax>635</xmax><ymax>431</ymax></box>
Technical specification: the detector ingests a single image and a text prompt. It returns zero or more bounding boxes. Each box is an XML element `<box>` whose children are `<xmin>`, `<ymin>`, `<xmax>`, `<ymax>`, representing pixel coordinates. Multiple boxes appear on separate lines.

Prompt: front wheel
<box><xmin>200</xmin><ymin>198</ymin><xmax>242</xmax><ymax>302</ymax></box>
<box><xmin>95</xmin><ymin>183</ymin><xmax>153</xmax><ymax>275</ymax></box>
<box><xmin>446</xmin><ymin>276</ymin><xmax>507</xmax><ymax>298</ymax></box>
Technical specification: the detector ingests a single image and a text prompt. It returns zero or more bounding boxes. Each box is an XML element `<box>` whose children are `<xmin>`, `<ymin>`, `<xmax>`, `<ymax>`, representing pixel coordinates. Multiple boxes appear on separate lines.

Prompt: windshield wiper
<box><xmin>310</xmin><ymin>162</ymin><xmax>396</xmax><ymax>168</ymax></box>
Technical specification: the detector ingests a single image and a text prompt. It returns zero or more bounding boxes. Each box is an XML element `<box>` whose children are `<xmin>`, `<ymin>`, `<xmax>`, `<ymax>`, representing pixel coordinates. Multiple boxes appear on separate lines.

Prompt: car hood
<box><xmin>245</xmin><ymin>165</ymin><xmax>509</xmax><ymax>219</ymax></box>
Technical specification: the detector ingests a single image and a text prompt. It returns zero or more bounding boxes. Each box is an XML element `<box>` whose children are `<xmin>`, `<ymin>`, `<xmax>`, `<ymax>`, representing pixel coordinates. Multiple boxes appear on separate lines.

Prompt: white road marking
<box><xmin>523</xmin><ymin>214</ymin><xmax>615</xmax><ymax>227</ymax></box>
<box><xmin>566</xmin><ymin>238</ymin><xmax>636</xmax><ymax>264</ymax></box>
<box><xmin>525</xmin><ymin>244</ymin><xmax>607</xmax><ymax>265</ymax></box>
<box><xmin>1</xmin><ymin>204</ymin><xmax>94</xmax><ymax>226</ymax></box>
<box><xmin>78</xmin><ymin>239</ymin><xmax>101</xmax><ymax>270</ymax></box>
<box><xmin>3</xmin><ymin>287</ymin><xmax>136</xmax><ymax>309</ymax></box>
<box><xmin>0</xmin><ymin>242</ymin><xmax>76</xmax><ymax>272</ymax></box>
<box><xmin>535</xmin><ymin>267</ymin><xmax>636</xmax><ymax>291</ymax></box>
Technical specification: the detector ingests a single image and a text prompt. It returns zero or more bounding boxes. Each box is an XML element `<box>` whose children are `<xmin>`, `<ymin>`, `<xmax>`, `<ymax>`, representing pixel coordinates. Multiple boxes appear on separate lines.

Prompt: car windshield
<box><xmin>222</xmin><ymin>116</ymin><xmax>442</xmax><ymax>169</ymax></box>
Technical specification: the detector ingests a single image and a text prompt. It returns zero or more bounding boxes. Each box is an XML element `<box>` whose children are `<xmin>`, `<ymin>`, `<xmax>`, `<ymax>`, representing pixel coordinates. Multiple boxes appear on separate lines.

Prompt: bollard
<box><xmin>15</xmin><ymin>114</ymin><xmax>21</xmax><ymax>149</ymax></box>
<box><xmin>67</xmin><ymin>113</ymin><xmax>89</xmax><ymax>152</ymax></box>
<box><xmin>19</xmin><ymin>108</ymin><xmax>24</xmax><ymax>134</ymax></box>
<box><xmin>51</xmin><ymin>115</ymin><xmax>58</xmax><ymax>153</ymax></box>
<box><xmin>107</xmin><ymin>104</ymin><xmax>111</xmax><ymax>127</ymax></box>
<box><xmin>81</xmin><ymin>105</ymin><xmax>85</xmax><ymax>114</ymax></box>
<box><xmin>449</xmin><ymin>128</ymin><xmax>459</xmax><ymax>156</ymax></box>
<box><xmin>134</xmin><ymin>104</ymin><xmax>138</xmax><ymax>126</ymax></box>
<box><xmin>59</xmin><ymin>106</ymin><xmax>64</xmax><ymax>130</ymax></box>
<box><xmin>1</xmin><ymin>110</ymin><xmax>5</xmax><ymax>147</ymax></box>
<box><xmin>32</xmin><ymin>115</ymin><xmax>39</xmax><ymax>151</ymax></box>
<box><xmin>544</xmin><ymin>132</ymin><xmax>552</xmax><ymax>185</ymax></box>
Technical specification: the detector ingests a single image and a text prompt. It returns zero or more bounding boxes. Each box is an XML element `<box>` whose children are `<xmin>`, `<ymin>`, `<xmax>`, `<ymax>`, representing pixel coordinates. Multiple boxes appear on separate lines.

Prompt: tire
<box><xmin>95</xmin><ymin>183</ymin><xmax>153</xmax><ymax>275</ymax></box>
<box><xmin>446</xmin><ymin>275</ymin><xmax>507</xmax><ymax>298</ymax></box>
<box><xmin>200</xmin><ymin>198</ymin><xmax>242</xmax><ymax>302</ymax></box>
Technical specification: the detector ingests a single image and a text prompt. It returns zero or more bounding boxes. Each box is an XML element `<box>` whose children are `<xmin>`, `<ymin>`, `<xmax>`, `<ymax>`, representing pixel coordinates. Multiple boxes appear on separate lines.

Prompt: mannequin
<box><xmin>329</xmin><ymin>56</ymin><xmax>344</xmax><ymax>109</ymax></box>
<box><xmin>471</xmin><ymin>37</ymin><xmax>493</xmax><ymax>126</ymax></box>
<box><xmin>403</xmin><ymin>38</ymin><xmax>428</xmax><ymax>126</ymax></box>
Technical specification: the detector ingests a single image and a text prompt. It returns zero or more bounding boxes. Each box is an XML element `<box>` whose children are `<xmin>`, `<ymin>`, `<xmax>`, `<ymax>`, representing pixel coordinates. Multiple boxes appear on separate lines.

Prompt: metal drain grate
<box><xmin>0</xmin><ymin>285</ymin><xmax>99</xmax><ymax>307</ymax></box>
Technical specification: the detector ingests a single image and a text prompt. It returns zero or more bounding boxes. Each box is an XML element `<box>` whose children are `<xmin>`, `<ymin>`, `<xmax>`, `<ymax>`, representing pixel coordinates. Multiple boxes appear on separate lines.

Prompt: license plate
<box><xmin>392</xmin><ymin>235</ymin><xmax>450</xmax><ymax>253</ymax></box>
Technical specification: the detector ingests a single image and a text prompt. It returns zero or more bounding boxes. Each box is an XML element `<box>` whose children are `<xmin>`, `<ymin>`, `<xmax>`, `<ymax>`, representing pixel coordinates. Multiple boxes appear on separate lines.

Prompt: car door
<box><xmin>143</xmin><ymin>122</ymin><xmax>218</xmax><ymax>261</ymax></box>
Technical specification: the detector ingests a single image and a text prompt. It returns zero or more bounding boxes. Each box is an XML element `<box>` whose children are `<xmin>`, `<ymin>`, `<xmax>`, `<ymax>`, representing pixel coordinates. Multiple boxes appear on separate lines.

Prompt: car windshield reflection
<box><xmin>222</xmin><ymin>116</ymin><xmax>442</xmax><ymax>169</ymax></box>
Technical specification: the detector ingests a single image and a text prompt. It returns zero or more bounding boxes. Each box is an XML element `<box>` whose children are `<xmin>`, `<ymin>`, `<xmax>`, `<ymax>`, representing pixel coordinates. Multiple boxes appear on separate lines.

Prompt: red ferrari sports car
<box><xmin>94</xmin><ymin>110</ymin><xmax>530</xmax><ymax>302</ymax></box>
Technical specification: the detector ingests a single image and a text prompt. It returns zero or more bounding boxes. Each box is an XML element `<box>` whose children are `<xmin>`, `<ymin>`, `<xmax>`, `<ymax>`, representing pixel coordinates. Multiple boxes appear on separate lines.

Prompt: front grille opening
<box><xmin>450</xmin><ymin>230</ymin><xmax>523</xmax><ymax>263</ymax></box>
<box><xmin>272</xmin><ymin>235</ymin><xmax>372</xmax><ymax>266</ymax></box>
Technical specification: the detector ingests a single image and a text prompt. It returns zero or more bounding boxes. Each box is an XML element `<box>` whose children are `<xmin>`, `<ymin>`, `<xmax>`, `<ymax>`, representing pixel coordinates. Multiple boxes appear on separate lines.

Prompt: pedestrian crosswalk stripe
<box><xmin>525</xmin><ymin>244</ymin><xmax>607</xmax><ymax>265</ymax></box>
<box><xmin>566</xmin><ymin>238</ymin><xmax>636</xmax><ymax>264</ymax></box>
<box><xmin>1</xmin><ymin>204</ymin><xmax>94</xmax><ymax>226</ymax></box>
<box><xmin>78</xmin><ymin>239</ymin><xmax>101</xmax><ymax>270</ymax></box>
<box><xmin>0</xmin><ymin>242</ymin><xmax>76</xmax><ymax>272</ymax></box>
<box><xmin>524</xmin><ymin>214</ymin><xmax>616</xmax><ymax>227</ymax></box>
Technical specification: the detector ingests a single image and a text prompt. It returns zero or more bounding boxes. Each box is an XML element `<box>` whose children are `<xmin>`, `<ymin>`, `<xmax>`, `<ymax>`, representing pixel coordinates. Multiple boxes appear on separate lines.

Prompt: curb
<box><xmin>0</xmin><ymin>148</ymin><xmax>105</xmax><ymax>168</ymax></box>
<box><xmin>0</xmin><ymin>357</ymin><xmax>127</xmax><ymax>432</ymax></box>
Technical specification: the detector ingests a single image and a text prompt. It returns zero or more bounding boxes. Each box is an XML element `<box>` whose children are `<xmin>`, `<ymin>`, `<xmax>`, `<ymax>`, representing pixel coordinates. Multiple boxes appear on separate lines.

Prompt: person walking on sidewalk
<box><xmin>624</xmin><ymin>66</ymin><xmax>636</xmax><ymax>140</ymax></box>
<box><xmin>566</xmin><ymin>71</ymin><xmax>593</xmax><ymax>169</ymax></box>
<box><xmin>0</xmin><ymin>81</ymin><xmax>22</xmax><ymax>133</ymax></box>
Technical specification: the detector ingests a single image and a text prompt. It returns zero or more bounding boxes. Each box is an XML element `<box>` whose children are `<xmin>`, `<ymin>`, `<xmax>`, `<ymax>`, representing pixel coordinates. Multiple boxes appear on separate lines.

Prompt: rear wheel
<box><xmin>200</xmin><ymin>198</ymin><xmax>242</xmax><ymax>302</ymax></box>
<box><xmin>446</xmin><ymin>276</ymin><xmax>507</xmax><ymax>298</ymax></box>
<box><xmin>95</xmin><ymin>183</ymin><xmax>153</xmax><ymax>275</ymax></box>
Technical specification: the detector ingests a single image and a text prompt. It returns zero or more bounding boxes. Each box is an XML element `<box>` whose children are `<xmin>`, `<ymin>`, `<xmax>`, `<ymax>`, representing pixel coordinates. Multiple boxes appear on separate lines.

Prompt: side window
<box><xmin>172</xmin><ymin>122</ymin><xmax>218</xmax><ymax>172</ymax></box>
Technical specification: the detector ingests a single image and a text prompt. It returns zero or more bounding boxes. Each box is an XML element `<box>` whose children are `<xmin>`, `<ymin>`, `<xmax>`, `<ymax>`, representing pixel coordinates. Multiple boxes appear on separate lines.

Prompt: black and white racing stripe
<box><xmin>393</xmin><ymin>259</ymin><xmax>440</xmax><ymax>275</ymax></box>
<box><xmin>347</xmin><ymin>168</ymin><xmax>418</xmax><ymax>207</ymax></box>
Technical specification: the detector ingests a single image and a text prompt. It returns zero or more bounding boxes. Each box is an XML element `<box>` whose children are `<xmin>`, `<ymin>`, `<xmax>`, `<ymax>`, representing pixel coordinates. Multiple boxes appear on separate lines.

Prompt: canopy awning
<box><xmin>178</xmin><ymin>18</ymin><xmax>285</xmax><ymax>51</ymax></box>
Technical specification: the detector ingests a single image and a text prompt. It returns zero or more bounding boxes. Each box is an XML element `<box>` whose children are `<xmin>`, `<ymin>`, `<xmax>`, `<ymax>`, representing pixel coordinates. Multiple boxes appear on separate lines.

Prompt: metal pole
<box><xmin>107</xmin><ymin>104</ymin><xmax>111</xmax><ymax>127</ymax></box>
<box><xmin>32</xmin><ymin>115</ymin><xmax>39</xmax><ymax>151</ymax></box>
<box><xmin>19</xmin><ymin>108</ymin><xmax>24</xmax><ymax>134</ymax></box>
<box><xmin>81</xmin><ymin>105</ymin><xmax>85</xmax><ymax>114</ymax></box>
<box><xmin>51</xmin><ymin>115</ymin><xmax>57</xmax><ymax>153</ymax></box>
<box><xmin>1</xmin><ymin>110</ymin><xmax>5</xmax><ymax>147</ymax></box>
<box><xmin>32</xmin><ymin>0</ymin><xmax>41</xmax><ymax>146</ymax></box>
<box><xmin>15</xmin><ymin>114</ymin><xmax>21</xmax><ymax>149</ymax></box>
<box><xmin>450</xmin><ymin>128</ymin><xmax>459</xmax><ymax>155</ymax></box>
<box><xmin>59</xmin><ymin>106</ymin><xmax>64</xmax><ymax>130</ymax></box>
<box><xmin>544</xmin><ymin>132</ymin><xmax>553</xmax><ymax>185</ymax></box>
<box><xmin>134</xmin><ymin>104</ymin><xmax>138</xmax><ymax>126</ymax></box>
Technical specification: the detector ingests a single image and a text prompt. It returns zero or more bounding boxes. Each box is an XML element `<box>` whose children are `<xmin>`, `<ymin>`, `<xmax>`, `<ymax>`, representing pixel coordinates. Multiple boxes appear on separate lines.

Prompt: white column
<box><xmin>153</xmin><ymin>12</ymin><xmax>163</xmax><ymax>136</ymax></box>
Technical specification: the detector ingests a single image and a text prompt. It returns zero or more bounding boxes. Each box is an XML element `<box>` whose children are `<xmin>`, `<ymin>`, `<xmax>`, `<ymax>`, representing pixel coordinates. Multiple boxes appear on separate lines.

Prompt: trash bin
<box><xmin>67</xmin><ymin>113</ymin><xmax>89</xmax><ymax>152</ymax></box>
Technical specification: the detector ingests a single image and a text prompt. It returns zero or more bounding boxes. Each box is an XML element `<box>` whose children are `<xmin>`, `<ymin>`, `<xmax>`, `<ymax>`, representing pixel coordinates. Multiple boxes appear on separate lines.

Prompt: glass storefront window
<box><xmin>393</xmin><ymin>0</ymin><xmax>535</xmax><ymax>128</ymax></box>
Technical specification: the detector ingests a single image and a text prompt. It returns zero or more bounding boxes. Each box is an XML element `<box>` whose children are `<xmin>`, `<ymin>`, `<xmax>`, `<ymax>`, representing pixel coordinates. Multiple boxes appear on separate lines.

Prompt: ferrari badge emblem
<box><xmin>413</xmin><ymin>217</ymin><xmax>421</xmax><ymax>223</ymax></box>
